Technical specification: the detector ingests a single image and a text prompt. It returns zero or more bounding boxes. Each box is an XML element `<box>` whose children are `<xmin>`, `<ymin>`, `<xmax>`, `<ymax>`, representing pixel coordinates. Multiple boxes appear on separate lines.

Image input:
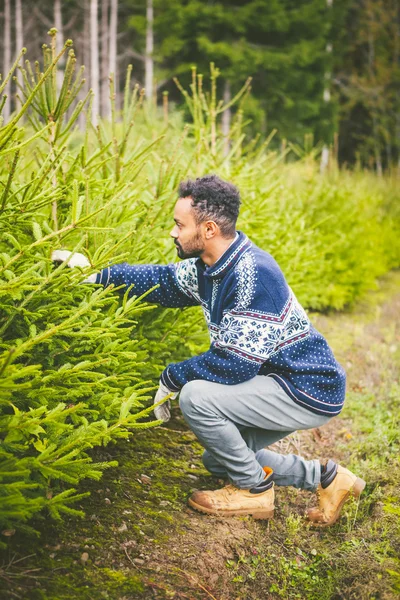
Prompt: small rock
<box><xmin>159</xmin><ymin>500</ymin><xmax>171</xmax><ymax>507</ymax></box>
<box><xmin>118</xmin><ymin>522</ymin><xmax>128</xmax><ymax>532</ymax></box>
<box><xmin>49</xmin><ymin>553</ymin><xmax>56</xmax><ymax>559</ymax></box>
<box><xmin>122</xmin><ymin>510</ymin><xmax>132</xmax><ymax>515</ymax></box>
<box><xmin>133</xmin><ymin>558</ymin><xmax>145</xmax><ymax>566</ymax></box>
<box><xmin>81</xmin><ymin>552</ymin><xmax>89</xmax><ymax>563</ymax></box>
<box><xmin>187</xmin><ymin>474</ymin><xmax>198</xmax><ymax>480</ymax></box>
<box><xmin>1</xmin><ymin>529</ymin><xmax>15</xmax><ymax>537</ymax></box>
<box><xmin>190</xmin><ymin>464</ymin><xmax>197</xmax><ymax>469</ymax></box>
<box><xmin>121</xmin><ymin>540</ymin><xmax>137</xmax><ymax>550</ymax></box>
<box><xmin>104</xmin><ymin>498</ymin><xmax>111</xmax><ymax>505</ymax></box>
<box><xmin>140</xmin><ymin>474</ymin><xmax>152</xmax><ymax>485</ymax></box>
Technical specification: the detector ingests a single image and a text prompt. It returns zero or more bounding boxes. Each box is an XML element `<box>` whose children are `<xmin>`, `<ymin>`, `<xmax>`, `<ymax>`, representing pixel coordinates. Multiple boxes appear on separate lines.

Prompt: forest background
<box><xmin>2</xmin><ymin>0</ymin><xmax>400</xmax><ymax>172</ymax></box>
<box><xmin>0</xmin><ymin>1</ymin><xmax>400</xmax><ymax>598</ymax></box>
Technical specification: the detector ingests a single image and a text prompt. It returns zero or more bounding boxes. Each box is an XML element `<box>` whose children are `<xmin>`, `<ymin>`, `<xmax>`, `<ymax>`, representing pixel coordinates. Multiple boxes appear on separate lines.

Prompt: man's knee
<box><xmin>179</xmin><ymin>380</ymin><xmax>209</xmax><ymax>416</ymax></box>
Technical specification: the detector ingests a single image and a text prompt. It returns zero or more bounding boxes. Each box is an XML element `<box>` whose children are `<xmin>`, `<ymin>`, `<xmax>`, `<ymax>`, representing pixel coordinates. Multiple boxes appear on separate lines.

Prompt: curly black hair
<box><xmin>178</xmin><ymin>174</ymin><xmax>241</xmax><ymax>238</ymax></box>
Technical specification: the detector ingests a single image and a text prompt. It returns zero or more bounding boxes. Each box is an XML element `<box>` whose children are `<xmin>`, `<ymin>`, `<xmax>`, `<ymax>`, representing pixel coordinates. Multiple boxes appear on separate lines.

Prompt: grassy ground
<box><xmin>1</xmin><ymin>272</ymin><xmax>399</xmax><ymax>600</ymax></box>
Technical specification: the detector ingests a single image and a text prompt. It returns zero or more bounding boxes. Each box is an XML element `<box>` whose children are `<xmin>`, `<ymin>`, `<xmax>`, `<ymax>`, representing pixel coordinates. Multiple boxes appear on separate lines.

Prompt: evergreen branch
<box><xmin>0</xmin><ymin>150</ymin><xmax>20</xmax><ymax>214</ymax></box>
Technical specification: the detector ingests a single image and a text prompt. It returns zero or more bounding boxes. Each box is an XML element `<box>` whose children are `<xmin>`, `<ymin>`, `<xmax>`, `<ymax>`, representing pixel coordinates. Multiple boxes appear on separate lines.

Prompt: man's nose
<box><xmin>170</xmin><ymin>225</ymin><xmax>178</xmax><ymax>238</ymax></box>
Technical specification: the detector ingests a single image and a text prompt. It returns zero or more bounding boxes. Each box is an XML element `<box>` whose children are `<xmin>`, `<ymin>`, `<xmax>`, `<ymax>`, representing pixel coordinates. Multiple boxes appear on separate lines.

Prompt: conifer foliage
<box><xmin>0</xmin><ymin>34</ymin><xmax>173</xmax><ymax>540</ymax></box>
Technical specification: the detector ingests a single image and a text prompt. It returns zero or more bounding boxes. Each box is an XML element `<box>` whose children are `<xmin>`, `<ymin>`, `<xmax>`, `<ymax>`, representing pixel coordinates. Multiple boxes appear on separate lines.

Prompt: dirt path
<box><xmin>1</xmin><ymin>272</ymin><xmax>400</xmax><ymax>600</ymax></box>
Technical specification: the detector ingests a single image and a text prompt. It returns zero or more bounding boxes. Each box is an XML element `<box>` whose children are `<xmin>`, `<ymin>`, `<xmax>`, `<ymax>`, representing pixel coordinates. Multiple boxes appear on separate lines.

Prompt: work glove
<box><xmin>51</xmin><ymin>250</ymin><xmax>97</xmax><ymax>283</ymax></box>
<box><xmin>153</xmin><ymin>381</ymin><xmax>178</xmax><ymax>423</ymax></box>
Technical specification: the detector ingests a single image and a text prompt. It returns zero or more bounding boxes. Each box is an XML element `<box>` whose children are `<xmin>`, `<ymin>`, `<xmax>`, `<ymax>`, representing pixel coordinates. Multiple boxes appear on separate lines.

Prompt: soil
<box><xmin>1</xmin><ymin>271</ymin><xmax>400</xmax><ymax>600</ymax></box>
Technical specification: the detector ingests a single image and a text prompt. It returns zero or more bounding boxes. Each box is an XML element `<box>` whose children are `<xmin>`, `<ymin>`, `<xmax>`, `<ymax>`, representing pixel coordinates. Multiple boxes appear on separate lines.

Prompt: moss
<box><xmin>0</xmin><ymin>423</ymin><xmax>203</xmax><ymax>599</ymax></box>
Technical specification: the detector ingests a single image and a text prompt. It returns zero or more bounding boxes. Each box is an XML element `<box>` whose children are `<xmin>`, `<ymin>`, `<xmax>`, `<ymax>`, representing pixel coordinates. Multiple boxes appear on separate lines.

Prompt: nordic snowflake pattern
<box><xmin>215</xmin><ymin>294</ymin><xmax>309</xmax><ymax>363</ymax></box>
<box><xmin>211</xmin><ymin>280</ymin><xmax>221</xmax><ymax>311</ymax></box>
<box><xmin>174</xmin><ymin>258</ymin><xmax>202</xmax><ymax>304</ymax></box>
<box><xmin>235</xmin><ymin>250</ymin><xmax>257</xmax><ymax>310</ymax></box>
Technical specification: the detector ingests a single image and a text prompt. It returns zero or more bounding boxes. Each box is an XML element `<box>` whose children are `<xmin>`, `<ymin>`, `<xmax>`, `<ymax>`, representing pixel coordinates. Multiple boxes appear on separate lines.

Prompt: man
<box><xmin>52</xmin><ymin>174</ymin><xmax>366</xmax><ymax>526</ymax></box>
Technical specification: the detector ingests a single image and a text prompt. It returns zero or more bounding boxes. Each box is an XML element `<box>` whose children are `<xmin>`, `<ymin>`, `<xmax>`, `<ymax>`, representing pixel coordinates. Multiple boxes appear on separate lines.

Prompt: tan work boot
<box><xmin>188</xmin><ymin>466</ymin><xmax>274</xmax><ymax>519</ymax></box>
<box><xmin>308</xmin><ymin>461</ymin><xmax>366</xmax><ymax>527</ymax></box>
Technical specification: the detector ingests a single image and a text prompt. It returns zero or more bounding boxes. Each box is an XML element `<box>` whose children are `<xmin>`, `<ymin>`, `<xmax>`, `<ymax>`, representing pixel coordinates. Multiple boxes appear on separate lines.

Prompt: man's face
<box><xmin>170</xmin><ymin>197</ymin><xmax>205</xmax><ymax>259</ymax></box>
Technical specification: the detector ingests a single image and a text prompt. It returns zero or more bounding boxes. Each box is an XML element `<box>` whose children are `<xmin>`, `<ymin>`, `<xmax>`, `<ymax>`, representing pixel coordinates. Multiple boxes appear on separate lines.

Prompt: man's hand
<box><xmin>51</xmin><ymin>250</ymin><xmax>97</xmax><ymax>283</ymax></box>
<box><xmin>153</xmin><ymin>381</ymin><xmax>178</xmax><ymax>423</ymax></box>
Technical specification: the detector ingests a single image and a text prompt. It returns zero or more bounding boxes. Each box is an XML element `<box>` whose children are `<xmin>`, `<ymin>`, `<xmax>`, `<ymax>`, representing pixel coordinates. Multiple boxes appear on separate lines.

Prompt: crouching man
<box><xmin>53</xmin><ymin>174</ymin><xmax>365</xmax><ymax>526</ymax></box>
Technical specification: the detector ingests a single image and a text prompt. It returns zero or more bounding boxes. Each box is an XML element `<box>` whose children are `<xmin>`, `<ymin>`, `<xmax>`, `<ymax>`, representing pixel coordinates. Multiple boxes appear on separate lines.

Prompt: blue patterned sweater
<box><xmin>96</xmin><ymin>231</ymin><xmax>346</xmax><ymax>416</ymax></box>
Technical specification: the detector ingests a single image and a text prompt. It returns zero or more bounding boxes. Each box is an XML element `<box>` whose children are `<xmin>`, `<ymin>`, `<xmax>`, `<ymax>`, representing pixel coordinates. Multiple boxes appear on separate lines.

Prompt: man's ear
<box><xmin>204</xmin><ymin>220</ymin><xmax>219</xmax><ymax>239</ymax></box>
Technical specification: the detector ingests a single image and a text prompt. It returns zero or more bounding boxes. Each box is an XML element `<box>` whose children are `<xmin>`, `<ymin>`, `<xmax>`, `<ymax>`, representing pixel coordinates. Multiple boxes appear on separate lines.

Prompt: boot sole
<box><xmin>188</xmin><ymin>498</ymin><xmax>274</xmax><ymax>520</ymax></box>
<box><xmin>309</xmin><ymin>477</ymin><xmax>366</xmax><ymax>528</ymax></box>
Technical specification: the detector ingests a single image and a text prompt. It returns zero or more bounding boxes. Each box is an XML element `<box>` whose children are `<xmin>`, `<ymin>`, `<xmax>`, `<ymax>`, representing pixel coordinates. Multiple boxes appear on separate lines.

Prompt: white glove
<box><xmin>153</xmin><ymin>381</ymin><xmax>178</xmax><ymax>423</ymax></box>
<box><xmin>51</xmin><ymin>250</ymin><xmax>97</xmax><ymax>283</ymax></box>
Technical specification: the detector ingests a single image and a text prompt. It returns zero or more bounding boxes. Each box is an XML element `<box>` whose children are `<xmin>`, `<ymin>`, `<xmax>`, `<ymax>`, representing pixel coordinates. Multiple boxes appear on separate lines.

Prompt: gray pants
<box><xmin>179</xmin><ymin>375</ymin><xmax>332</xmax><ymax>491</ymax></box>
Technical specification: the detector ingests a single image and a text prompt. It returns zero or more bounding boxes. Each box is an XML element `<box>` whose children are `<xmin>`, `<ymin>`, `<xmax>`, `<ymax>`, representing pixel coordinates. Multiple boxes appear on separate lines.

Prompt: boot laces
<box><xmin>224</xmin><ymin>484</ymin><xmax>238</xmax><ymax>496</ymax></box>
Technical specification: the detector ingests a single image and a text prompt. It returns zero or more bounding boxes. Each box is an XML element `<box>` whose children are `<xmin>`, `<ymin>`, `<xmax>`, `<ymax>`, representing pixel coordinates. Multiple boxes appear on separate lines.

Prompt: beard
<box><xmin>174</xmin><ymin>230</ymin><xmax>205</xmax><ymax>259</ymax></box>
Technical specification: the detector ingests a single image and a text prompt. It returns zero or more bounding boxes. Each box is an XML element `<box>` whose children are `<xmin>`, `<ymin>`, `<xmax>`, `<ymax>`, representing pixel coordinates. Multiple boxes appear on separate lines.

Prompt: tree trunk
<box><xmin>79</xmin><ymin>0</ymin><xmax>90</xmax><ymax>129</ymax></box>
<box><xmin>100</xmin><ymin>0</ymin><xmax>109</xmax><ymax>117</ymax></box>
<box><xmin>222</xmin><ymin>80</ymin><xmax>231</xmax><ymax>157</ymax></box>
<box><xmin>3</xmin><ymin>0</ymin><xmax>12</xmax><ymax>121</ymax></box>
<box><xmin>15</xmin><ymin>0</ymin><xmax>23</xmax><ymax>94</ymax></box>
<box><xmin>320</xmin><ymin>0</ymin><xmax>333</xmax><ymax>174</ymax></box>
<box><xmin>108</xmin><ymin>0</ymin><xmax>118</xmax><ymax>117</ymax></box>
<box><xmin>90</xmin><ymin>0</ymin><xmax>100</xmax><ymax>125</ymax></box>
<box><xmin>54</xmin><ymin>0</ymin><xmax>64</xmax><ymax>93</ymax></box>
<box><xmin>145</xmin><ymin>0</ymin><xmax>154</xmax><ymax>102</ymax></box>
<box><xmin>367</xmin><ymin>19</ymin><xmax>383</xmax><ymax>175</ymax></box>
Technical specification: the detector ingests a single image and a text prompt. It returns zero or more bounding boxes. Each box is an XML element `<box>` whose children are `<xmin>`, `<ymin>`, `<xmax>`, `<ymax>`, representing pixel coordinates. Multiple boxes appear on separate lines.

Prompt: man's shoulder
<box><xmin>231</xmin><ymin>243</ymin><xmax>290</xmax><ymax>312</ymax></box>
<box><xmin>235</xmin><ymin>243</ymin><xmax>285</xmax><ymax>282</ymax></box>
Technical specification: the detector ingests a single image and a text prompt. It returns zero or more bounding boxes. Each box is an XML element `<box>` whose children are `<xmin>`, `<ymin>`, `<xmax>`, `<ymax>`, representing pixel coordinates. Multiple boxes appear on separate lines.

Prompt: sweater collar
<box><xmin>199</xmin><ymin>231</ymin><xmax>252</xmax><ymax>280</ymax></box>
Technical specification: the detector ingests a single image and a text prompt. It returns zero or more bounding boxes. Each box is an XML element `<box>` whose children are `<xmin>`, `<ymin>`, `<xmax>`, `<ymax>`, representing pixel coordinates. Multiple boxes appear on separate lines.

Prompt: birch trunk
<box><xmin>222</xmin><ymin>80</ymin><xmax>231</xmax><ymax>157</ymax></box>
<box><xmin>108</xmin><ymin>0</ymin><xmax>118</xmax><ymax>118</ymax></box>
<box><xmin>367</xmin><ymin>14</ymin><xmax>382</xmax><ymax>175</ymax></box>
<box><xmin>320</xmin><ymin>0</ymin><xmax>333</xmax><ymax>174</ymax></box>
<box><xmin>100</xmin><ymin>0</ymin><xmax>109</xmax><ymax>117</ymax></box>
<box><xmin>3</xmin><ymin>0</ymin><xmax>12</xmax><ymax>121</ymax></box>
<box><xmin>15</xmin><ymin>0</ymin><xmax>23</xmax><ymax>99</ymax></box>
<box><xmin>54</xmin><ymin>0</ymin><xmax>64</xmax><ymax>93</ymax></box>
<box><xmin>79</xmin><ymin>0</ymin><xmax>91</xmax><ymax>129</ymax></box>
<box><xmin>90</xmin><ymin>0</ymin><xmax>100</xmax><ymax>125</ymax></box>
<box><xmin>145</xmin><ymin>0</ymin><xmax>154</xmax><ymax>102</ymax></box>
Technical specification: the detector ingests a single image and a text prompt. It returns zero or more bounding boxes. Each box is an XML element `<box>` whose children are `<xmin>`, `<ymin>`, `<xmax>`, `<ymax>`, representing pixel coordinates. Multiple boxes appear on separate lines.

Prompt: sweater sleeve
<box><xmin>95</xmin><ymin>258</ymin><xmax>201</xmax><ymax>308</ymax></box>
